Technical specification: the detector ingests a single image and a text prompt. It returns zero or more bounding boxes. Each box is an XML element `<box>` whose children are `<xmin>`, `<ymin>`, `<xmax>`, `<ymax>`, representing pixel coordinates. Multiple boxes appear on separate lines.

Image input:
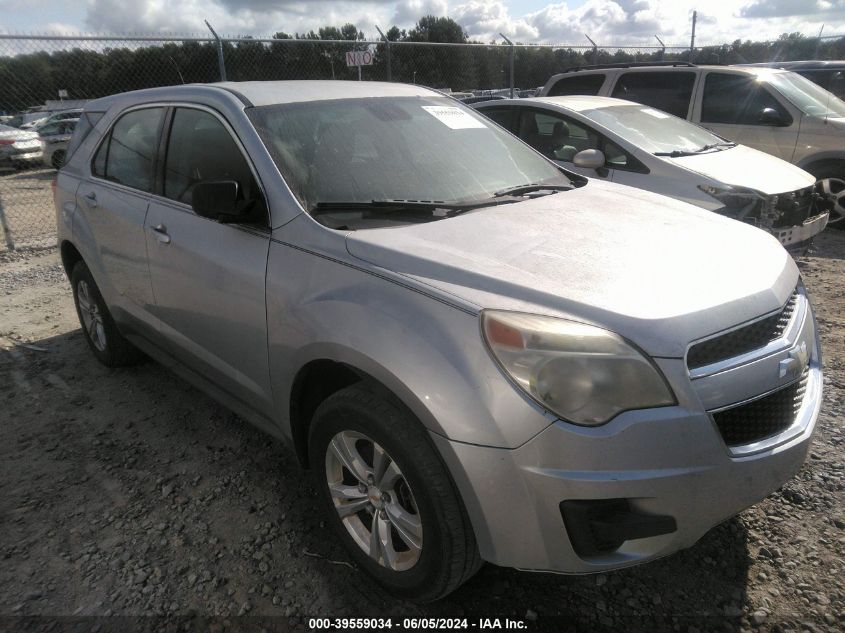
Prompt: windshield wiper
<box><xmin>655</xmin><ymin>141</ymin><xmax>737</xmax><ymax>157</ymax></box>
<box><xmin>311</xmin><ymin>197</ymin><xmax>520</xmax><ymax>217</ymax></box>
<box><xmin>493</xmin><ymin>182</ymin><xmax>572</xmax><ymax>197</ymax></box>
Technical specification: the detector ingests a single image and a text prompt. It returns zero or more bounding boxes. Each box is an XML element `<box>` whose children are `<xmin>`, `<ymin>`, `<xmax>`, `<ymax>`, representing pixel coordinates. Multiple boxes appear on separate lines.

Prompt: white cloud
<box><xmin>2</xmin><ymin>0</ymin><xmax>841</xmax><ymax>44</ymax></box>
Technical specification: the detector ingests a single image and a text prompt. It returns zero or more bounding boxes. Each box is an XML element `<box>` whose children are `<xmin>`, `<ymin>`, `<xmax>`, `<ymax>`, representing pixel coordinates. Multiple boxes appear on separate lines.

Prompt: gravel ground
<box><xmin>1</xmin><ymin>231</ymin><xmax>844</xmax><ymax>633</ymax></box>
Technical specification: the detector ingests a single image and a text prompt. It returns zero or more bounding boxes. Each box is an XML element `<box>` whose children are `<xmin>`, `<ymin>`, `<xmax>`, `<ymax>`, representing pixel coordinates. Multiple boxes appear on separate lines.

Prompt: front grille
<box><xmin>712</xmin><ymin>367</ymin><xmax>809</xmax><ymax>447</ymax></box>
<box><xmin>687</xmin><ymin>289</ymin><xmax>799</xmax><ymax>370</ymax></box>
<box><xmin>770</xmin><ymin>186</ymin><xmax>817</xmax><ymax>229</ymax></box>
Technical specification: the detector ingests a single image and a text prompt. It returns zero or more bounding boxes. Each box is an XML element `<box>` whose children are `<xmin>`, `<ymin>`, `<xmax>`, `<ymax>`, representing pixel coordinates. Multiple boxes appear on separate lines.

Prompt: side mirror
<box><xmin>758</xmin><ymin>107</ymin><xmax>787</xmax><ymax>126</ymax></box>
<box><xmin>191</xmin><ymin>180</ymin><xmax>241</xmax><ymax>222</ymax></box>
<box><xmin>573</xmin><ymin>148</ymin><xmax>606</xmax><ymax>170</ymax></box>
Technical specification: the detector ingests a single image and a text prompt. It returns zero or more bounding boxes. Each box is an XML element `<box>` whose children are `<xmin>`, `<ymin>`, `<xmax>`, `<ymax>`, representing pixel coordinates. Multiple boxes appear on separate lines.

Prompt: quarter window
<box><xmin>92</xmin><ymin>108</ymin><xmax>164</xmax><ymax>192</ymax></box>
<box><xmin>547</xmin><ymin>74</ymin><xmax>606</xmax><ymax>97</ymax></box>
<box><xmin>163</xmin><ymin>108</ymin><xmax>262</xmax><ymax>211</ymax></box>
<box><xmin>701</xmin><ymin>73</ymin><xmax>790</xmax><ymax>125</ymax></box>
<box><xmin>611</xmin><ymin>71</ymin><xmax>695</xmax><ymax>118</ymax></box>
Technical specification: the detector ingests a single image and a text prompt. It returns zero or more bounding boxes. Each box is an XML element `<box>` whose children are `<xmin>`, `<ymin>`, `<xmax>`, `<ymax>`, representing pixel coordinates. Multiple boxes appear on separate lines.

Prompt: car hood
<box><xmin>345</xmin><ymin>180</ymin><xmax>798</xmax><ymax>358</ymax></box>
<box><xmin>666</xmin><ymin>144</ymin><xmax>814</xmax><ymax>194</ymax></box>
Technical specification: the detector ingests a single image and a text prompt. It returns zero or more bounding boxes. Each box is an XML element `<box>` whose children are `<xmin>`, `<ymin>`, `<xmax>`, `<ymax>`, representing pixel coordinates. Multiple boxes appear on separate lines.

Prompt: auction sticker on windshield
<box><xmin>422</xmin><ymin>105</ymin><xmax>487</xmax><ymax>129</ymax></box>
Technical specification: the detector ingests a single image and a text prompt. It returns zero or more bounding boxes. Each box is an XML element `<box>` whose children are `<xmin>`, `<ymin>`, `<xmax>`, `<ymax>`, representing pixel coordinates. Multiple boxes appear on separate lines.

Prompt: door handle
<box><xmin>84</xmin><ymin>191</ymin><xmax>97</xmax><ymax>207</ymax></box>
<box><xmin>151</xmin><ymin>224</ymin><xmax>171</xmax><ymax>244</ymax></box>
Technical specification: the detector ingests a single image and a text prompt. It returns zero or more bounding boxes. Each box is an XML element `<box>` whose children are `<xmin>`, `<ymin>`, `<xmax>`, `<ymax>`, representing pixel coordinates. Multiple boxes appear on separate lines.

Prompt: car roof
<box><xmin>741</xmin><ymin>60</ymin><xmax>845</xmax><ymax>70</ymax></box>
<box><xmin>476</xmin><ymin>95</ymin><xmax>640</xmax><ymax>112</ymax></box>
<box><xmin>84</xmin><ymin>80</ymin><xmax>440</xmax><ymax>111</ymax></box>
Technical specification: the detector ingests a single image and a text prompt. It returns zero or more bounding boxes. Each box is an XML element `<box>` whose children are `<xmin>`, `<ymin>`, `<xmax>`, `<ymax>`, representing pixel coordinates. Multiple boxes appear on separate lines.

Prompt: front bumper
<box><xmin>775</xmin><ymin>211</ymin><xmax>829</xmax><ymax>251</ymax></box>
<box><xmin>435</xmin><ymin>292</ymin><xmax>822</xmax><ymax>573</ymax></box>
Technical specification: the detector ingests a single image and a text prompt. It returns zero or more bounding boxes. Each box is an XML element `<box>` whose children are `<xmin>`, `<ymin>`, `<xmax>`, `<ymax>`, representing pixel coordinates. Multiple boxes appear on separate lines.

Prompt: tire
<box><xmin>807</xmin><ymin>161</ymin><xmax>845</xmax><ymax>229</ymax></box>
<box><xmin>51</xmin><ymin>150</ymin><xmax>66</xmax><ymax>170</ymax></box>
<box><xmin>308</xmin><ymin>384</ymin><xmax>481</xmax><ymax>602</ymax></box>
<box><xmin>70</xmin><ymin>261</ymin><xmax>144</xmax><ymax>367</ymax></box>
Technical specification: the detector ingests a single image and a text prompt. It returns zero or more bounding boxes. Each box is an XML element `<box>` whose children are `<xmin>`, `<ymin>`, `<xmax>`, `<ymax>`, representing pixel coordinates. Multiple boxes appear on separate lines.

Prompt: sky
<box><xmin>0</xmin><ymin>0</ymin><xmax>842</xmax><ymax>47</ymax></box>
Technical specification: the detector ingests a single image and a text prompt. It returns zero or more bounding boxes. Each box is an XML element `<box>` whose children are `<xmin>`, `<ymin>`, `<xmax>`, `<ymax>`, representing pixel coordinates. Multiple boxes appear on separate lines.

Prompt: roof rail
<box><xmin>560</xmin><ymin>61</ymin><xmax>697</xmax><ymax>73</ymax></box>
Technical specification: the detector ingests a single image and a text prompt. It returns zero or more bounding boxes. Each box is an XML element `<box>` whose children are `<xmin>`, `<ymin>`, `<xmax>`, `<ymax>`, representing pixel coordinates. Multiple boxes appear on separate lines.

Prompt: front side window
<box><xmin>701</xmin><ymin>73</ymin><xmax>790</xmax><ymax>125</ymax></box>
<box><xmin>163</xmin><ymin>108</ymin><xmax>262</xmax><ymax>211</ymax></box>
<box><xmin>547</xmin><ymin>74</ymin><xmax>606</xmax><ymax>97</ymax></box>
<box><xmin>247</xmin><ymin>96</ymin><xmax>572</xmax><ymax>215</ymax></box>
<box><xmin>517</xmin><ymin>109</ymin><xmax>599</xmax><ymax>161</ymax></box>
<box><xmin>611</xmin><ymin>71</ymin><xmax>695</xmax><ymax>118</ymax></box>
<box><xmin>92</xmin><ymin>108</ymin><xmax>164</xmax><ymax>192</ymax></box>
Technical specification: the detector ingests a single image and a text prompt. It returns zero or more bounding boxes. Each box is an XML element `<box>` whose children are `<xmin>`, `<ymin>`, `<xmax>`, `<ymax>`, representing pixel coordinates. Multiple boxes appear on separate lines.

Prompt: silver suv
<box><xmin>55</xmin><ymin>81</ymin><xmax>822</xmax><ymax>601</ymax></box>
<box><xmin>541</xmin><ymin>63</ymin><xmax>845</xmax><ymax>226</ymax></box>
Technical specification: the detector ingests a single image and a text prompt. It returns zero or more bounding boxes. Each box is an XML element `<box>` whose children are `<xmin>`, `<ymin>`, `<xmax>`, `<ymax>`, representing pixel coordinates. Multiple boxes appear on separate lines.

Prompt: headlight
<box><xmin>698</xmin><ymin>184</ymin><xmax>765</xmax><ymax>215</ymax></box>
<box><xmin>481</xmin><ymin>311</ymin><xmax>676</xmax><ymax>426</ymax></box>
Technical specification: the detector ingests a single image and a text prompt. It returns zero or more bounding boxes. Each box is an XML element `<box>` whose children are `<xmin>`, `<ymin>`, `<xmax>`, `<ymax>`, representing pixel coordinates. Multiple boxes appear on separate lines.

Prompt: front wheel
<box><xmin>808</xmin><ymin>162</ymin><xmax>845</xmax><ymax>229</ymax></box>
<box><xmin>309</xmin><ymin>384</ymin><xmax>481</xmax><ymax>602</ymax></box>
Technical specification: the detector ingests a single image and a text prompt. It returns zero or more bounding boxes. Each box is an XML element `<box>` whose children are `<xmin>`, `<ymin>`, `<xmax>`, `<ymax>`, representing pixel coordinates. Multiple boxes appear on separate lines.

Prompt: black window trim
<box><xmin>88</xmin><ymin>101</ymin><xmax>270</xmax><ymax>231</ymax></box>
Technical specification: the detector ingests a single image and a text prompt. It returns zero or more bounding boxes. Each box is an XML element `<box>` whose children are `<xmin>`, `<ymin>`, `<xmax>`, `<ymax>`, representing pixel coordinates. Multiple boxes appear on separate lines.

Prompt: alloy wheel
<box><xmin>77</xmin><ymin>279</ymin><xmax>107</xmax><ymax>352</ymax></box>
<box><xmin>324</xmin><ymin>430</ymin><xmax>423</xmax><ymax>571</ymax></box>
<box><xmin>819</xmin><ymin>178</ymin><xmax>845</xmax><ymax>226</ymax></box>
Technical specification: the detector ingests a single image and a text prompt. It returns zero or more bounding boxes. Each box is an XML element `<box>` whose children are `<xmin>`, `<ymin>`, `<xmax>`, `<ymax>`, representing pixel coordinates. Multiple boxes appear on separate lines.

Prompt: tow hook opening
<box><xmin>560</xmin><ymin>499</ymin><xmax>677</xmax><ymax>558</ymax></box>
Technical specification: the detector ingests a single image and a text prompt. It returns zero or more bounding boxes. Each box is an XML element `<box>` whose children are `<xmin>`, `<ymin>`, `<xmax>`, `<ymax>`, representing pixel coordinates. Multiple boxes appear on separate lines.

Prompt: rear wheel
<box><xmin>309</xmin><ymin>384</ymin><xmax>481</xmax><ymax>602</ymax></box>
<box><xmin>71</xmin><ymin>261</ymin><xmax>144</xmax><ymax>367</ymax></box>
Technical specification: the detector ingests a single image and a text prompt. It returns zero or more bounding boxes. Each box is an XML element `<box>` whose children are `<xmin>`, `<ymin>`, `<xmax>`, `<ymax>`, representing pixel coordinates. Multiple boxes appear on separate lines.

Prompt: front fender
<box><xmin>265</xmin><ymin>239</ymin><xmax>556</xmax><ymax>450</ymax></box>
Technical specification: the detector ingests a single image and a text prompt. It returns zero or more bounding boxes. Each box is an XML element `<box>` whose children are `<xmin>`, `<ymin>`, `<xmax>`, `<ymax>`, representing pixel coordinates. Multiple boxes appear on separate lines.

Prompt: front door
<box><xmin>696</xmin><ymin>71</ymin><xmax>799</xmax><ymax>161</ymax></box>
<box><xmin>144</xmin><ymin>106</ymin><xmax>273</xmax><ymax>415</ymax></box>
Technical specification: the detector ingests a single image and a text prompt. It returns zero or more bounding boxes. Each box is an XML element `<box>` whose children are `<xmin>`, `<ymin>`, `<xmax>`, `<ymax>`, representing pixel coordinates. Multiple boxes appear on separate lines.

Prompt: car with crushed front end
<box><xmin>473</xmin><ymin>95</ymin><xmax>829</xmax><ymax>251</ymax></box>
<box><xmin>54</xmin><ymin>81</ymin><xmax>822</xmax><ymax>602</ymax></box>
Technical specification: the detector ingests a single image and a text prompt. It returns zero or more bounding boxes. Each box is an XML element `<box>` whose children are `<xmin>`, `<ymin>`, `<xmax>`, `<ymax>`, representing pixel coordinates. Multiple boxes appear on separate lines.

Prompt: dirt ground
<box><xmin>1</xmin><ymin>230</ymin><xmax>844</xmax><ymax>633</ymax></box>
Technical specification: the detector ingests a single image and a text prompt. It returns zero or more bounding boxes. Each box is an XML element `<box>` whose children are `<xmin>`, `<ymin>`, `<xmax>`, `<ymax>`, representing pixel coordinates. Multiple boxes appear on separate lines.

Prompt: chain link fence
<box><xmin>0</xmin><ymin>32</ymin><xmax>843</xmax><ymax>252</ymax></box>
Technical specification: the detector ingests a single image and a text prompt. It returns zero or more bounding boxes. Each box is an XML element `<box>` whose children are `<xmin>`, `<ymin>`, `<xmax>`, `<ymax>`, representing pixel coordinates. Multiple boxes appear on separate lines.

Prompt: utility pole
<box><xmin>585</xmin><ymin>34</ymin><xmax>598</xmax><ymax>65</ymax></box>
<box><xmin>689</xmin><ymin>10</ymin><xmax>697</xmax><ymax>63</ymax></box>
<box><xmin>655</xmin><ymin>35</ymin><xmax>666</xmax><ymax>62</ymax></box>
<box><xmin>375</xmin><ymin>25</ymin><xmax>392</xmax><ymax>81</ymax></box>
<box><xmin>205</xmin><ymin>20</ymin><xmax>227</xmax><ymax>81</ymax></box>
<box><xmin>500</xmin><ymin>33</ymin><xmax>515</xmax><ymax>98</ymax></box>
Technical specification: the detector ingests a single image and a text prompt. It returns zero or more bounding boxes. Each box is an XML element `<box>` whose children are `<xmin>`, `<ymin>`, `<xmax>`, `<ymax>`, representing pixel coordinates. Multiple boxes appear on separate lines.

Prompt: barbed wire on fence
<box><xmin>1</xmin><ymin>31</ymin><xmax>844</xmax><ymax>252</ymax></box>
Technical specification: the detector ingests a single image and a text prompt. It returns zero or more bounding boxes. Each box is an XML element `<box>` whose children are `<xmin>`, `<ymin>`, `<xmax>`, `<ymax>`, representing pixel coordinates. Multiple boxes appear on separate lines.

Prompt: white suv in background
<box><xmin>540</xmin><ymin>63</ymin><xmax>845</xmax><ymax>226</ymax></box>
<box><xmin>474</xmin><ymin>96</ymin><xmax>829</xmax><ymax>251</ymax></box>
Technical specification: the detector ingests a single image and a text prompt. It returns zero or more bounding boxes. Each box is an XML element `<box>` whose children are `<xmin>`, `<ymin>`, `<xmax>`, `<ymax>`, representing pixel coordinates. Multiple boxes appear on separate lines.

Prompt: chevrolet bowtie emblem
<box><xmin>779</xmin><ymin>341</ymin><xmax>809</xmax><ymax>380</ymax></box>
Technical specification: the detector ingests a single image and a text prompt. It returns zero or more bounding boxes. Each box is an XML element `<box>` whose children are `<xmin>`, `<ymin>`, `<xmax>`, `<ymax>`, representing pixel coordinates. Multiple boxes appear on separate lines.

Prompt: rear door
<box><xmin>77</xmin><ymin>106</ymin><xmax>165</xmax><ymax>337</ymax></box>
<box><xmin>695</xmin><ymin>71</ymin><xmax>799</xmax><ymax>160</ymax></box>
<box><xmin>144</xmin><ymin>106</ymin><xmax>273</xmax><ymax>415</ymax></box>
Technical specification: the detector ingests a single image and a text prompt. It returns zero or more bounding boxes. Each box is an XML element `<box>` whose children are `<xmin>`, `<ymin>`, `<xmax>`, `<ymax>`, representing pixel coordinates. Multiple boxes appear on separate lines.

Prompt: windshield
<box><xmin>765</xmin><ymin>71</ymin><xmax>845</xmax><ymax>118</ymax></box>
<box><xmin>581</xmin><ymin>104</ymin><xmax>725</xmax><ymax>154</ymax></box>
<box><xmin>247</xmin><ymin>96</ymin><xmax>571</xmax><ymax>213</ymax></box>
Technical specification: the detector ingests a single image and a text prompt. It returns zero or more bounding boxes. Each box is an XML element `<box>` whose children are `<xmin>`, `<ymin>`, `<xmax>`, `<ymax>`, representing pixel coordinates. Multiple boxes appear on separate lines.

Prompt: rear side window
<box><xmin>547</xmin><ymin>74</ymin><xmax>606</xmax><ymax>97</ymax></box>
<box><xmin>611</xmin><ymin>71</ymin><xmax>695</xmax><ymax>118</ymax></box>
<box><xmin>701</xmin><ymin>73</ymin><xmax>790</xmax><ymax>125</ymax></box>
<box><xmin>163</xmin><ymin>107</ymin><xmax>263</xmax><ymax>212</ymax></box>
<box><xmin>92</xmin><ymin>108</ymin><xmax>164</xmax><ymax>192</ymax></box>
